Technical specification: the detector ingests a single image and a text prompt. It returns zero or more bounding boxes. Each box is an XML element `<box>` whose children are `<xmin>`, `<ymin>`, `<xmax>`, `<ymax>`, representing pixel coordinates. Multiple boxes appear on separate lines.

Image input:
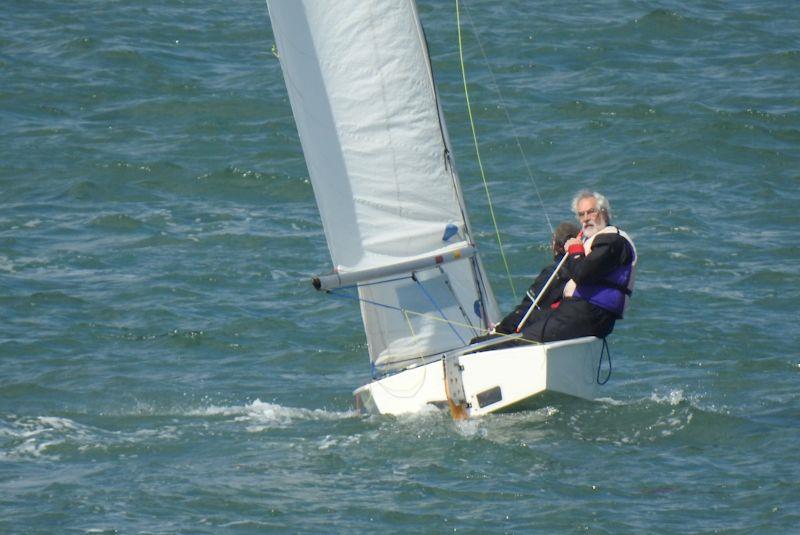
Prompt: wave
<box><xmin>0</xmin><ymin>254</ymin><xmax>16</xmax><ymax>272</ymax></box>
<box><xmin>627</xmin><ymin>8</ymin><xmax>713</xmax><ymax>37</ymax></box>
<box><xmin>0</xmin><ymin>400</ymin><xmax>357</xmax><ymax>460</ymax></box>
<box><xmin>0</xmin><ymin>390</ymin><xmax>745</xmax><ymax>462</ymax></box>
<box><xmin>0</xmin><ymin>415</ymin><xmax>102</xmax><ymax>460</ymax></box>
<box><xmin>561</xmin><ymin>387</ymin><xmax>757</xmax><ymax>448</ymax></box>
<box><xmin>188</xmin><ymin>399</ymin><xmax>358</xmax><ymax>432</ymax></box>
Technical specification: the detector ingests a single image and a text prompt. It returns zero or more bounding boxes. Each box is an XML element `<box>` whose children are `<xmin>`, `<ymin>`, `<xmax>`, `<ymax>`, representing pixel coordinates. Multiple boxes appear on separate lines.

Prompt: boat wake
<box><xmin>563</xmin><ymin>387</ymin><xmax>741</xmax><ymax>446</ymax></box>
<box><xmin>0</xmin><ymin>401</ymin><xmax>358</xmax><ymax>460</ymax></box>
<box><xmin>0</xmin><ymin>391</ymin><xmax>739</xmax><ymax>462</ymax></box>
<box><xmin>599</xmin><ymin>387</ymin><xmax>730</xmax><ymax>414</ymax></box>
<box><xmin>188</xmin><ymin>399</ymin><xmax>358</xmax><ymax>432</ymax></box>
<box><xmin>0</xmin><ymin>414</ymin><xmax>177</xmax><ymax>461</ymax></box>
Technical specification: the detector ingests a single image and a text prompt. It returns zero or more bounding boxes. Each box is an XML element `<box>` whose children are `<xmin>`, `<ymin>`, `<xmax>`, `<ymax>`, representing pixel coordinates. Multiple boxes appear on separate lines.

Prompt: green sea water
<box><xmin>1</xmin><ymin>0</ymin><xmax>799</xmax><ymax>532</ymax></box>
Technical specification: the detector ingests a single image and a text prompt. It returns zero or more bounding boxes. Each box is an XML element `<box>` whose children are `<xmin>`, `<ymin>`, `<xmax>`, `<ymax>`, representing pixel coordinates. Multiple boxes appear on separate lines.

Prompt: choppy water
<box><xmin>2</xmin><ymin>0</ymin><xmax>799</xmax><ymax>532</ymax></box>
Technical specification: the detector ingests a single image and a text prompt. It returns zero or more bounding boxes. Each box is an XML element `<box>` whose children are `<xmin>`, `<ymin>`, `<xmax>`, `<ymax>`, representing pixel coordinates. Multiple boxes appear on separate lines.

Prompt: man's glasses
<box><xmin>576</xmin><ymin>207</ymin><xmax>599</xmax><ymax>218</ymax></box>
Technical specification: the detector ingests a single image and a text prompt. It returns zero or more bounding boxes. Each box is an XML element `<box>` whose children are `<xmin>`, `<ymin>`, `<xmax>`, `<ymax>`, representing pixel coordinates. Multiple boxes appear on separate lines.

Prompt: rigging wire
<box><xmin>455</xmin><ymin>0</ymin><xmax>517</xmax><ymax>301</ymax></box>
<box><xmin>327</xmin><ymin>286</ymin><xmax>543</xmax><ymax>344</ymax></box>
<box><xmin>460</xmin><ymin>0</ymin><xmax>554</xmax><ymax>236</ymax></box>
<box><xmin>412</xmin><ymin>275</ymin><xmax>466</xmax><ymax>345</ymax></box>
<box><xmin>328</xmin><ymin>286</ymin><xmax>481</xmax><ymax>333</ymax></box>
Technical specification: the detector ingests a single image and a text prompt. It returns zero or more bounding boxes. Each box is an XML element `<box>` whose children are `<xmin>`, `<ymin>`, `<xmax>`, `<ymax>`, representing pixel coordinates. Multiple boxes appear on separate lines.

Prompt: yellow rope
<box><xmin>402</xmin><ymin>309</ymin><xmax>416</xmax><ymax>335</ymax></box>
<box><xmin>379</xmin><ymin>304</ymin><xmax>541</xmax><ymax>363</ymax></box>
<box><xmin>403</xmin><ymin>306</ymin><xmax>478</xmax><ymax>332</ymax></box>
<box><xmin>455</xmin><ymin>0</ymin><xmax>517</xmax><ymax>301</ymax></box>
<box><xmin>395</xmin><ymin>306</ymin><xmax>540</xmax><ymax>346</ymax></box>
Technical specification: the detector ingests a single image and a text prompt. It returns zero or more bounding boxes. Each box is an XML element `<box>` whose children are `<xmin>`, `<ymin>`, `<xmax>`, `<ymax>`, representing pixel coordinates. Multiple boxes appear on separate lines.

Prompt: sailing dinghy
<box><xmin>266</xmin><ymin>1</ymin><xmax>605</xmax><ymax>418</ymax></box>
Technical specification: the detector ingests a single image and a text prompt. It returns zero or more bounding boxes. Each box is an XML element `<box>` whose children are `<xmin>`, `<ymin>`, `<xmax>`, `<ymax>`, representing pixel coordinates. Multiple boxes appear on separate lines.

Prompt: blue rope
<box><xmin>327</xmin><ymin>288</ymin><xmax>402</xmax><ymax>313</ymax></box>
<box><xmin>412</xmin><ymin>275</ymin><xmax>466</xmax><ymax>345</ymax></box>
<box><xmin>330</xmin><ymin>276</ymin><xmax>467</xmax><ymax>346</ymax></box>
<box><xmin>597</xmin><ymin>337</ymin><xmax>612</xmax><ymax>385</ymax></box>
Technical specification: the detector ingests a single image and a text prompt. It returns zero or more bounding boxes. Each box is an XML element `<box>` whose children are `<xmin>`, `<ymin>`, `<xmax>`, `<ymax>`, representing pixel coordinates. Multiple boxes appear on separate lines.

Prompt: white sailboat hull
<box><xmin>354</xmin><ymin>337</ymin><xmax>604</xmax><ymax>417</ymax></box>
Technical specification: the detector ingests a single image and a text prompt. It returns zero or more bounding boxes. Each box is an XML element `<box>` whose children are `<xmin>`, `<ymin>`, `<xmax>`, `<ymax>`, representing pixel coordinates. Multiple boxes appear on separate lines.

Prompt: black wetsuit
<box><xmin>494</xmin><ymin>257</ymin><xmax>569</xmax><ymax>335</ymax></box>
<box><xmin>469</xmin><ymin>255</ymin><xmax>569</xmax><ymax>344</ymax></box>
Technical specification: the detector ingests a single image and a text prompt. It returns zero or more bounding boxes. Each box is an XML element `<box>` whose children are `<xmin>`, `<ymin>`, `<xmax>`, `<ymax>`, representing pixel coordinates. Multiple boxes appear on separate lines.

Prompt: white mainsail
<box><xmin>267</xmin><ymin>0</ymin><xmax>499</xmax><ymax>373</ymax></box>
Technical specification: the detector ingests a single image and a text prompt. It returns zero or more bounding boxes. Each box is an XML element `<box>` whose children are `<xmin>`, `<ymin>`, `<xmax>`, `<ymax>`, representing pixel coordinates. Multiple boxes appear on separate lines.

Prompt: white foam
<box><xmin>1</xmin><ymin>400</ymin><xmax>358</xmax><ymax>460</ymax></box>
<box><xmin>318</xmin><ymin>433</ymin><xmax>361</xmax><ymax>450</ymax></box>
<box><xmin>0</xmin><ymin>416</ymin><xmax>89</xmax><ymax>460</ymax></box>
<box><xmin>0</xmin><ymin>415</ymin><xmax>180</xmax><ymax>461</ymax></box>
<box><xmin>391</xmin><ymin>403</ymin><xmax>442</xmax><ymax>420</ymax></box>
<box><xmin>189</xmin><ymin>399</ymin><xmax>357</xmax><ymax>431</ymax></box>
<box><xmin>186</xmin><ymin>404</ymin><xmax>243</xmax><ymax>416</ymax></box>
<box><xmin>36</xmin><ymin>416</ymin><xmax>80</xmax><ymax>430</ymax></box>
<box><xmin>243</xmin><ymin>400</ymin><xmax>356</xmax><ymax>431</ymax></box>
<box><xmin>0</xmin><ymin>255</ymin><xmax>15</xmax><ymax>272</ymax></box>
<box><xmin>454</xmin><ymin>418</ymin><xmax>487</xmax><ymax>438</ymax></box>
<box><xmin>595</xmin><ymin>396</ymin><xmax>628</xmax><ymax>406</ymax></box>
<box><xmin>650</xmin><ymin>389</ymin><xmax>685</xmax><ymax>405</ymax></box>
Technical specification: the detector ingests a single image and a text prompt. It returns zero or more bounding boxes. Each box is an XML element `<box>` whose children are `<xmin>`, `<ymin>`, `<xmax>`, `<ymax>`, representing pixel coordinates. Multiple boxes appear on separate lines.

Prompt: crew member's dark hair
<box><xmin>553</xmin><ymin>221</ymin><xmax>581</xmax><ymax>256</ymax></box>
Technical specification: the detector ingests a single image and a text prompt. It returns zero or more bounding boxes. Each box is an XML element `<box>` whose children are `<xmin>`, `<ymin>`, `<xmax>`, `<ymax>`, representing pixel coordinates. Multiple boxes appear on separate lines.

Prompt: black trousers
<box><xmin>519</xmin><ymin>298</ymin><xmax>616</xmax><ymax>342</ymax></box>
<box><xmin>471</xmin><ymin>298</ymin><xmax>617</xmax><ymax>349</ymax></box>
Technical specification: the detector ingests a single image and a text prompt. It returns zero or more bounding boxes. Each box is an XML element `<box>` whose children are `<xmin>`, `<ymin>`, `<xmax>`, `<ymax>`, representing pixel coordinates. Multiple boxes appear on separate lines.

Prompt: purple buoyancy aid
<box><xmin>572</xmin><ymin>227</ymin><xmax>637</xmax><ymax>318</ymax></box>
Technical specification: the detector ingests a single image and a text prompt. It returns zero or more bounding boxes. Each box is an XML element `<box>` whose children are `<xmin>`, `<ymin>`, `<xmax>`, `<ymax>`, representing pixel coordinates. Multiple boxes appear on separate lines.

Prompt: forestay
<box><xmin>267</xmin><ymin>0</ymin><xmax>498</xmax><ymax>373</ymax></box>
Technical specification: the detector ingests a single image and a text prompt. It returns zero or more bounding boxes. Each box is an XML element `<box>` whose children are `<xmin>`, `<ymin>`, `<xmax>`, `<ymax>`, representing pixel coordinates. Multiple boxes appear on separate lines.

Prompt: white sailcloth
<box><xmin>267</xmin><ymin>0</ymin><xmax>498</xmax><ymax>372</ymax></box>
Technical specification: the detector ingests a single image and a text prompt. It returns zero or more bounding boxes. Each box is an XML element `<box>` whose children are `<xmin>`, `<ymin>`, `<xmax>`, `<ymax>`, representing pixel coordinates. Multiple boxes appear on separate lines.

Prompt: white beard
<box><xmin>582</xmin><ymin>220</ymin><xmax>607</xmax><ymax>238</ymax></box>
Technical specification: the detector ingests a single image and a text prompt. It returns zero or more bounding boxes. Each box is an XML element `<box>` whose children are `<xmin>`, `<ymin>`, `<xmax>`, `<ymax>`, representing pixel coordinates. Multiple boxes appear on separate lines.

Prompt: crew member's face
<box><xmin>576</xmin><ymin>197</ymin><xmax>607</xmax><ymax>237</ymax></box>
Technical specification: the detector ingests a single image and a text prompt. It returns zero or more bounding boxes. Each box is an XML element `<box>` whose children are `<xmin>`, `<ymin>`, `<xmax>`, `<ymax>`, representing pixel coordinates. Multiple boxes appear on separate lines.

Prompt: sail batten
<box><xmin>268</xmin><ymin>0</ymin><xmax>498</xmax><ymax>370</ymax></box>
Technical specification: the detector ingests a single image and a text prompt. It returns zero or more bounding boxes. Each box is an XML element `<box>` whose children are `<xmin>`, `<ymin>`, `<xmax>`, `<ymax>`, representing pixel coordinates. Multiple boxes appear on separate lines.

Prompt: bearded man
<box><xmin>518</xmin><ymin>189</ymin><xmax>637</xmax><ymax>343</ymax></box>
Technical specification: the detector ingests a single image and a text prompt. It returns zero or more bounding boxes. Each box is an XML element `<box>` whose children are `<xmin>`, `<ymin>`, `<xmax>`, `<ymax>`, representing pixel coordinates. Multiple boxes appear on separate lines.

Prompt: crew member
<box><xmin>492</xmin><ymin>221</ymin><xmax>580</xmax><ymax>335</ymax></box>
<box><xmin>470</xmin><ymin>221</ymin><xmax>579</xmax><ymax>345</ymax></box>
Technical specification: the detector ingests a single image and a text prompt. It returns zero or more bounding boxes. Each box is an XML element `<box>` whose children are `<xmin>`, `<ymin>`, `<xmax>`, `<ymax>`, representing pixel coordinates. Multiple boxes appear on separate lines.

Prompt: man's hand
<box><xmin>564</xmin><ymin>238</ymin><xmax>584</xmax><ymax>255</ymax></box>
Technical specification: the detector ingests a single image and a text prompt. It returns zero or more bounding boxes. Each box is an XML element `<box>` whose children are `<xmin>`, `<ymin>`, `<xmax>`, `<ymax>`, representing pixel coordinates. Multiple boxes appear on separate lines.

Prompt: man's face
<box><xmin>576</xmin><ymin>197</ymin><xmax>607</xmax><ymax>238</ymax></box>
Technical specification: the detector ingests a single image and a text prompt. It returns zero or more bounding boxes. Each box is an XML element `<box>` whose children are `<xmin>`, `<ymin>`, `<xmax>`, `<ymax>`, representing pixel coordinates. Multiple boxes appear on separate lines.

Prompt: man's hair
<box><xmin>571</xmin><ymin>189</ymin><xmax>612</xmax><ymax>222</ymax></box>
<box><xmin>553</xmin><ymin>221</ymin><xmax>580</xmax><ymax>255</ymax></box>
